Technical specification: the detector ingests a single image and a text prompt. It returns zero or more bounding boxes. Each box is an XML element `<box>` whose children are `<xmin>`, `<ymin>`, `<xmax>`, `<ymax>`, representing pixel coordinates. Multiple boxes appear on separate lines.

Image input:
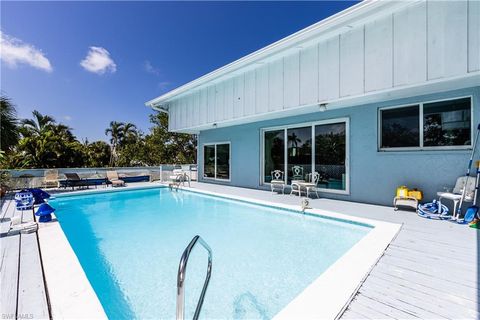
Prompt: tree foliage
<box><xmin>0</xmin><ymin>96</ymin><xmax>196</xmax><ymax>169</ymax></box>
<box><xmin>0</xmin><ymin>96</ymin><xmax>19</xmax><ymax>152</ymax></box>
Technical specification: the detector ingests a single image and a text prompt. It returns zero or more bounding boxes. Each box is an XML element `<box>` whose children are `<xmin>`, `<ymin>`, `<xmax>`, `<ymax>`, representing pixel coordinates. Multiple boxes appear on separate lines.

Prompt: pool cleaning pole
<box><xmin>457</xmin><ymin>123</ymin><xmax>480</xmax><ymax>219</ymax></box>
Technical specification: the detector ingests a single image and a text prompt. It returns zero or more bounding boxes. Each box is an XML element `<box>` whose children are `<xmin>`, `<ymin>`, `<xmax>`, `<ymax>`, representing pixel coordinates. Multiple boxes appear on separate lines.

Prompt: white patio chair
<box><xmin>299</xmin><ymin>172</ymin><xmax>321</xmax><ymax>198</ymax></box>
<box><xmin>270</xmin><ymin>170</ymin><xmax>285</xmax><ymax>194</ymax></box>
<box><xmin>437</xmin><ymin>176</ymin><xmax>476</xmax><ymax>219</ymax></box>
<box><xmin>290</xmin><ymin>166</ymin><xmax>305</xmax><ymax>196</ymax></box>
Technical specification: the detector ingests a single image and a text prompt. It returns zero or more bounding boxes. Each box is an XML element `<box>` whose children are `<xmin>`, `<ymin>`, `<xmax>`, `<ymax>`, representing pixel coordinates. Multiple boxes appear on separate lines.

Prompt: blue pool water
<box><xmin>50</xmin><ymin>187</ymin><xmax>371</xmax><ymax>319</ymax></box>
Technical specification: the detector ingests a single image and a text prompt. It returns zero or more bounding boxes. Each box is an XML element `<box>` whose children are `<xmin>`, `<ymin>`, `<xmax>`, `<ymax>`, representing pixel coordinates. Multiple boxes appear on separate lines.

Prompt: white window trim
<box><xmin>260</xmin><ymin>117</ymin><xmax>350</xmax><ymax>195</ymax></box>
<box><xmin>203</xmin><ymin>142</ymin><xmax>231</xmax><ymax>182</ymax></box>
<box><xmin>378</xmin><ymin>95</ymin><xmax>473</xmax><ymax>152</ymax></box>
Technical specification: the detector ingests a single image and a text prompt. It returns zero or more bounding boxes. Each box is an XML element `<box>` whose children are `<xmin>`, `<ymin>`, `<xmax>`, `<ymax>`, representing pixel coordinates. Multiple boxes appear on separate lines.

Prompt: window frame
<box><xmin>203</xmin><ymin>141</ymin><xmax>231</xmax><ymax>182</ymax></box>
<box><xmin>378</xmin><ymin>96</ymin><xmax>473</xmax><ymax>151</ymax></box>
<box><xmin>260</xmin><ymin>117</ymin><xmax>350</xmax><ymax>195</ymax></box>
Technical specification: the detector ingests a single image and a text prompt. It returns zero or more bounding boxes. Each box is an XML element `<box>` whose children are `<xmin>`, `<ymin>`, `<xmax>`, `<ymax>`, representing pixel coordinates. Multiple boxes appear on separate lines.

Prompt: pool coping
<box><xmin>41</xmin><ymin>183</ymin><xmax>401</xmax><ymax>319</ymax></box>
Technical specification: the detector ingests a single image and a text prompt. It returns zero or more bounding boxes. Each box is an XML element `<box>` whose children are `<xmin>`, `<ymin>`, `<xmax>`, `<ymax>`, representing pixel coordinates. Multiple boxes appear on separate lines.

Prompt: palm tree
<box><xmin>21</xmin><ymin>110</ymin><xmax>56</xmax><ymax>136</ymax></box>
<box><xmin>0</xmin><ymin>96</ymin><xmax>19</xmax><ymax>152</ymax></box>
<box><xmin>105</xmin><ymin>121</ymin><xmax>125</xmax><ymax>166</ymax></box>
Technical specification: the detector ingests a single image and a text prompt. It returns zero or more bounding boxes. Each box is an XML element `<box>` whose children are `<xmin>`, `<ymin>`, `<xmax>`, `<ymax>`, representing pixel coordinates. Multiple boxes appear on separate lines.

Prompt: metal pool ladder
<box><xmin>176</xmin><ymin>235</ymin><xmax>213</xmax><ymax>320</ymax></box>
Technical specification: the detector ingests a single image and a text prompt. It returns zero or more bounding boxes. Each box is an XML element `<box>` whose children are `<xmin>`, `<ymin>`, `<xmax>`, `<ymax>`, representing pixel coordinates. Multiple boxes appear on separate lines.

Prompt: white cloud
<box><xmin>0</xmin><ymin>31</ymin><xmax>53</xmax><ymax>72</ymax></box>
<box><xmin>144</xmin><ymin>60</ymin><xmax>160</xmax><ymax>75</ymax></box>
<box><xmin>63</xmin><ymin>115</ymin><xmax>72</xmax><ymax>121</ymax></box>
<box><xmin>158</xmin><ymin>81</ymin><xmax>170</xmax><ymax>90</ymax></box>
<box><xmin>80</xmin><ymin>46</ymin><xmax>116</xmax><ymax>74</ymax></box>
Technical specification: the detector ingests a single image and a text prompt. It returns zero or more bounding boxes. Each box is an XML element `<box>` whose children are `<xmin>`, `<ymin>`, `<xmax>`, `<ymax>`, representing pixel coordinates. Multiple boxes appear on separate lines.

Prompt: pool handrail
<box><xmin>176</xmin><ymin>235</ymin><xmax>212</xmax><ymax>320</ymax></box>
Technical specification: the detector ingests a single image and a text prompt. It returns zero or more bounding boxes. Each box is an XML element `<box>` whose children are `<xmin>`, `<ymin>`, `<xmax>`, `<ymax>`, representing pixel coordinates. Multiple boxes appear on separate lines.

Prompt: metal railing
<box><xmin>177</xmin><ymin>235</ymin><xmax>212</xmax><ymax>320</ymax></box>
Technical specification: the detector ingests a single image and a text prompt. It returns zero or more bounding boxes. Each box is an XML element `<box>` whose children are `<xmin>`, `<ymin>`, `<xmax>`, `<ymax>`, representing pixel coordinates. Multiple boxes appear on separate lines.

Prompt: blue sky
<box><xmin>1</xmin><ymin>1</ymin><xmax>357</xmax><ymax>142</ymax></box>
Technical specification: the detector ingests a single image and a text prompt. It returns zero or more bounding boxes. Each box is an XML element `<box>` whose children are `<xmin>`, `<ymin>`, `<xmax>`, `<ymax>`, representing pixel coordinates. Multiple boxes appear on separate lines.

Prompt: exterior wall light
<box><xmin>319</xmin><ymin>103</ymin><xmax>328</xmax><ymax>112</ymax></box>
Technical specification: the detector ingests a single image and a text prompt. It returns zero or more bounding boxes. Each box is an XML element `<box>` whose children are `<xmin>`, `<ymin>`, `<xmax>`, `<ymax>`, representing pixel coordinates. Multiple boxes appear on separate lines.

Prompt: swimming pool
<box><xmin>50</xmin><ymin>187</ymin><xmax>372</xmax><ymax>319</ymax></box>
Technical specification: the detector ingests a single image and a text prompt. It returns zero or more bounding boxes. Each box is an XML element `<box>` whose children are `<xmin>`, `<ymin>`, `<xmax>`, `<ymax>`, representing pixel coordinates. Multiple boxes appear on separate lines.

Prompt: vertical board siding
<box><xmin>234</xmin><ymin>74</ymin><xmax>245</xmax><ymax>118</ymax></box>
<box><xmin>393</xmin><ymin>1</ymin><xmax>427</xmax><ymax>86</ymax></box>
<box><xmin>224</xmin><ymin>79</ymin><xmax>234</xmax><ymax>120</ymax></box>
<box><xmin>427</xmin><ymin>0</ymin><xmax>468</xmax><ymax>80</ymax></box>
<box><xmin>340</xmin><ymin>27</ymin><xmax>365</xmax><ymax>97</ymax></box>
<box><xmin>167</xmin><ymin>101</ymin><xmax>174</xmax><ymax>131</ymax></box>
<box><xmin>215</xmin><ymin>82</ymin><xmax>225</xmax><ymax>121</ymax></box>
<box><xmin>300</xmin><ymin>45</ymin><xmax>319</xmax><ymax>105</ymax></box>
<box><xmin>165</xmin><ymin>0</ymin><xmax>474</xmax><ymax>131</ymax></box>
<box><xmin>318</xmin><ymin>36</ymin><xmax>340</xmax><ymax>101</ymax></box>
<box><xmin>268</xmin><ymin>59</ymin><xmax>284</xmax><ymax>111</ymax></box>
<box><xmin>468</xmin><ymin>0</ymin><xmax>480</xmax><ymax>72</ymax></box>
<box><xmin>207</xmin><ymin>86</ymin><xmax>216</xmax><ymax>124</ymax></box>
<box><xmin>255</xmin><ymin>64</ymin><xmax>269</xmax><ymax>114</ymax></box>
<box><xmin>180</xmin><ymin>98</ymin><xmax>187</xmax><ymax>130</ymax></box>
<box><xmin>365</xmin><ymin>15</ymin><xmax>393</xmax><ymax>92</ymax></box>
<box><xmin>199</xmin><ymin>88</ymin><xmax>208</xmax><ymax>125</ymax></box>
<box><xmin>244</xmin><ymin>70</ymin><xmax>256</xmax><ymax>116</ymax></box>
<box><xmin>283</xmin><ymin>52</ymin><xmax>300</xmax><ymax>108</ymax></box>
<box><xmin>193</xmin><ymin>91</ymin><xmax>201</xmax><ymax>127</ymax></box>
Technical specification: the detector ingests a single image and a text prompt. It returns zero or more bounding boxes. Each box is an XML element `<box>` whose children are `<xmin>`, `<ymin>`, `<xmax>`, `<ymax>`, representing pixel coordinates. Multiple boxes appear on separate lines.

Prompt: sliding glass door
<box><xmin>287</xmin><ymin>126</ymin><xmax>312</xmax><ymax>183</ymax></box>
<box><xmin>262</xmin><ymin>119</ymin><xmax>348</xmax><ymax>192</ymax></box>
<box><xmin>203</xmin><ymin>142</ymin><xmax>230</xmax><ymax>181</ymax></box>
<box><xmin>264</xmin><ymin>130</ymin><xmax>285</xmax><ymax>183</ymax></box>
<box><xmin>315</xmin><ymin>122</ymin><xmax>346</xmax><ymax>191</ymax></box>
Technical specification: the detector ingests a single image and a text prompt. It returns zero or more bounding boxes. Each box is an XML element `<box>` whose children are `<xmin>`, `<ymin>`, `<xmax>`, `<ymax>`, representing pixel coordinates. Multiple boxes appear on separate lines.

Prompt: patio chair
<box><xmin>437</xmin><ymin>176</ymin><xmax>476</xmax><ymax>219</ymax></box>
<box><xmin>270</xmin><ymin>170</ymin><xmax>285</xmax><ymax>194</ymax></box>
<box><xmin>63</xmin><ymin>173</ymin><xmax>89</xmax><ymax>190</ymax></box>
<box><xmin>42</xmin><ymin>169</ymin><xmax>59</xmax><ymax>188</ymax></box>
<box><xmin>299</xmin><ymin>172</ymin><xmax>321</xmax><ymax>198</ymax></box>
<box><xmin>107</xmin><ymin>171</ymin><xmax>126</xmax><ymax>187</ymax></box>
<box><xmin>290</xmin><ymin>166</ymin><xmax>305</xmax><ymax>196</ymax></box>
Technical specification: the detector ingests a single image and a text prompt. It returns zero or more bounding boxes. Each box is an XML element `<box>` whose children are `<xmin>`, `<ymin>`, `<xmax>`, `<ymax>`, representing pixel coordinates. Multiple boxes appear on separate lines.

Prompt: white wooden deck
<box><xmin>1</xmin><ymin>182</ymin><xmax>478</xmax><ymax>319</ymax></box>
<box><xmin>0</xmin><ymin>197</ymin><xmax>50</xmax><ymax>320</ymax></box>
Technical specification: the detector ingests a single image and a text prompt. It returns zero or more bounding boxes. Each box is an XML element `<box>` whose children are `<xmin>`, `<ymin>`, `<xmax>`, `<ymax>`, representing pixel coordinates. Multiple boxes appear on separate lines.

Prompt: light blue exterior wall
<box><xmin>197</xmin><ymin>86</ymin><xmax>480</xmax><ymax>207</ymax></box>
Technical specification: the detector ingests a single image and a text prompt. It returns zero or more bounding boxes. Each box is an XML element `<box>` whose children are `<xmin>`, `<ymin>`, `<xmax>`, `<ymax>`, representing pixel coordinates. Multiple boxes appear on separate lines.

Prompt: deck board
<box><xmin>0</xmin><ymin>197</ymin><xmax>50</xmax><ymax>319</ymax></box>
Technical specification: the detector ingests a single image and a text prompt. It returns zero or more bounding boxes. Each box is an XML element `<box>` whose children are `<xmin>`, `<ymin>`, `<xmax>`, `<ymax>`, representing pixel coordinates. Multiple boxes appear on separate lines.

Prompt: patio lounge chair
<box><xmin>42</xmin><ymin>169</ymin><xmax>59</xmax><ymax>188</ymax></box>
<box><xmin>63</xmin><ymin>173</ymin><xmax>89</xmax><ymax>190</ymax></box>
<box><xmin>270</xmin><ymin>170</ymin><xmax>285</xmax><ymax>194</ymax></box>
<box><xmin>107</xmin><ymin>171</ymin><xmax>126</xmax><ymax>187</ymax></box>
<box><xmin>437</xmin><ymin>176</ymin><xmax>476</xmax><ymax>219</ymax></box>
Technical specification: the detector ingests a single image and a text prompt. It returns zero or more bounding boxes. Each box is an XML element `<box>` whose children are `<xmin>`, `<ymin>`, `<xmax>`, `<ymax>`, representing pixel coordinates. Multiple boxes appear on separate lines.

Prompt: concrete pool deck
<box><xmin>1</xmin><ymin>181</ymin><xmax>478</xmax><ymax>319</ymax></box>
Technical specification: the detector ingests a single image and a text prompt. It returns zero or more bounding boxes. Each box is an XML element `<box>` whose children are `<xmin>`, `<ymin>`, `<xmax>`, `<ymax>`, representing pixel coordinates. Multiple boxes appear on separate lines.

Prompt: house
<box><xmin>146</xmin><ymin>0</ymin><xmax>480</xmax><ymax>206</ymax></box>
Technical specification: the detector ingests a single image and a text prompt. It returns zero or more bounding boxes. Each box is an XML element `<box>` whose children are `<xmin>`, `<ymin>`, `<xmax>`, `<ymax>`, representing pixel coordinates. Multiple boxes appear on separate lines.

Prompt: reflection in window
<box><xmin>315</xmin><ymin>123</ymin><xmax>346</xmax><ymax>190</ymax></box>
<box><xmin>287</xmin><ymin>127</ymin><xmax>311</xmax><ymax>183</ymax></box>
<box><xmin>203</xmin><ymin>145</ymin><xmax>215</xmax><ymax>178</ymax></box>
<box><xmin>216</xmin><ymin>144</ymin><xmax>230</xmax><ymax>180</ymax></box>
<box><xmin>264</xmin><ymin>130</ymin><xmax>284</xmax><ymax>183</ymax></box>
<box><xmin>423</xmin><ymin>98</ymin><xmax>471</xmax><ymax>147</ymax></box>
<box><xmin>381</xmin><ymin>106</ymin><xmax>420</xmax><ymax>148</ymax></box>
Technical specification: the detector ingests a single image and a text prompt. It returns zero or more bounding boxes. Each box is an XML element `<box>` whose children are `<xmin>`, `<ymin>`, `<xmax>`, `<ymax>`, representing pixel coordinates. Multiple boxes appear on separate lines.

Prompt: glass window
<box><xmin>264</xmin><ymin>130</ymin><xmax>285</xmax><ymax>183</ymax></box>
<box><xmin>315</xmin><ymin>122</ymin><xmax>346</xmax><ymax>190</ymax></box>
<box><xmin>423</xmin><ymin>98</ymin><xmax>471</xmax><ymax>147</ymax></box>
<box><xmin>216</xmin><ymin>144</ymin><xmax>230</xmax><ymax>180</ymax></box>
<box><xmin>203</xmin><ymin>145</ymin><xmax>215</xmax><ymax>179</ymax></box>
<box><xmin>380</xmin><ymin>105</ymin><xmax>420</xmax><ymax>148</ymax></box>
<box><xmin>287</xmin><ymin>127</ymin><xmax>312</xmax><ymax>183</ymax></box>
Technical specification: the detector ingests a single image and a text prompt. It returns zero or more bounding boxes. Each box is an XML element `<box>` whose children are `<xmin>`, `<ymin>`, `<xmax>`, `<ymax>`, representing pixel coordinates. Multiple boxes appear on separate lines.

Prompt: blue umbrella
<box><xmin>35</xmin><ymin>203</ymin><xmax>55</xmax><ymax>222</ymax></box>
<box><xmin>27</xmin><ymin>188</ymin><xmax>51</xmax><ymax>205</ymax></box>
